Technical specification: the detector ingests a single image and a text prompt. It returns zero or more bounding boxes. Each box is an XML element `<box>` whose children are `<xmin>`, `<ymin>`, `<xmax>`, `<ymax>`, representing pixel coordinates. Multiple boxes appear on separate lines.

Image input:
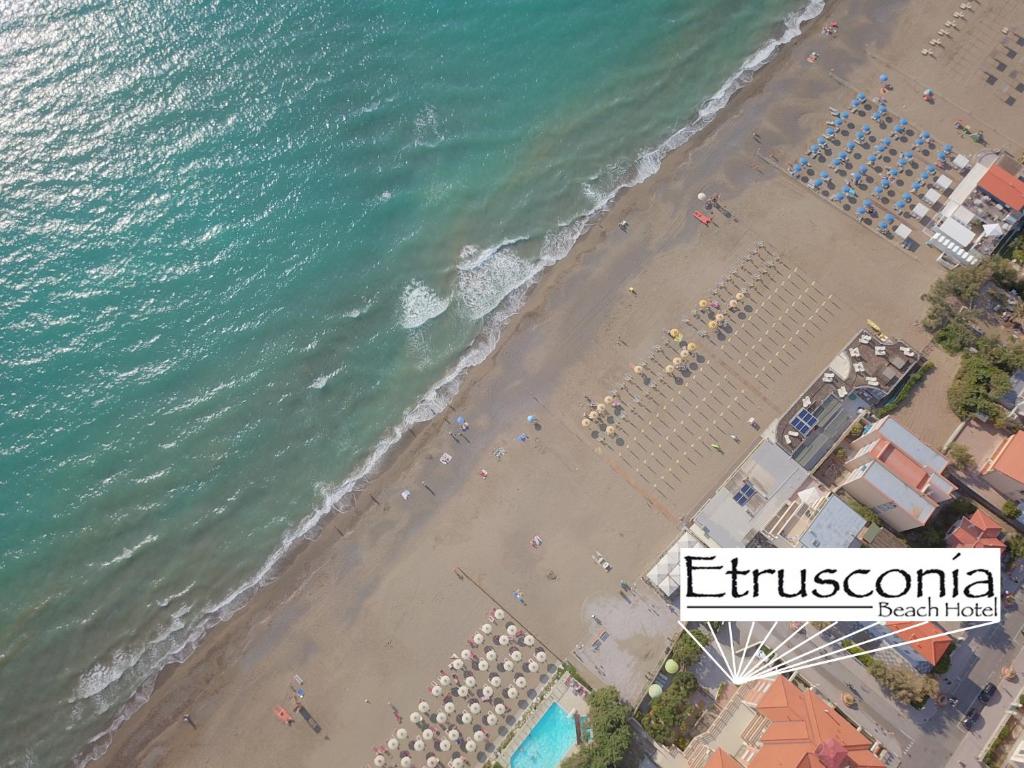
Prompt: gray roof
<box><xmin>799</xmin><ymin>495</ymin><xmax>865</xmax><ymax>549</ymax></box>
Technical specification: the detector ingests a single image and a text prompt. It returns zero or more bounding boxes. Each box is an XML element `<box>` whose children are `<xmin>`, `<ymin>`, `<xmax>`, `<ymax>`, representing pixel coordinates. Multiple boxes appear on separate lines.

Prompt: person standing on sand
<box><xmin>628</xmin><ymin>286</ymin><xmax>637</xmax><ymax>295</ymax></box>
<box><xmin>182</xmin><ymin>714</ymin><xmax>196</xmax><ymax>729</ymax></box>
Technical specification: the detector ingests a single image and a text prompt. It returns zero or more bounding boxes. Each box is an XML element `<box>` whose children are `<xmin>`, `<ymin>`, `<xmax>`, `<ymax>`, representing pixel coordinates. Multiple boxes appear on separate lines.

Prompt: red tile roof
<box><xmin>885</xmin><ymin>622</ymin><xmax>953</xmax><ymax>666</ymax></box>
<box><xmin>748</xmin><ymin>677</ymin><xmax>882</xmax><ymax>768</ymax></box>
<box><xmin>979</xmin><ymin>165</ymin><xmax>1024</xmax><ymax>212</ymax></box>
<box><xmin>946</xmin><ymin>508</ymin><xmax>1006</xmax><ymax>550</ymax></box>
<box><xmin>707</xmin><ymin>747</ymin><xmax>745</xmax><ymax>768</ymax></box>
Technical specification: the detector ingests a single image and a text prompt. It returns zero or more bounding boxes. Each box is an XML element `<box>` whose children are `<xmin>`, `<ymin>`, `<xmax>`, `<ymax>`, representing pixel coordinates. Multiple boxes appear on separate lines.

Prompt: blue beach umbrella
<box><xmin>912</xmin><ymin>181</ymin><xmax>923</xmax><ymax>192</ymax></box>
<box><xmin>456</xmin><ymin>416</ymin><xmax>466</xmax><ymax>425</ymax></box>
<box><xmin>915</xmin><ymin>137</ymin><xmax>925</xmax><ymax>147</ymax></box>
<box><xmin>850</xmin><ymin>99</ymin><xmax>860</xmax><ymax>110</ymax></box>
<box><xmin>881</xmin><ymin>179</ymin><xmax>890</xmax><ymax>190</ymax></box>
<box><xmin>922</xmin><ymin>131</ymin><xmax>931</xmax><ymax>139</ymax></box>
<box><xmin>841</xmin><ymin>111</ymin><xmax>850</xmax><ymax>119</ymax></box>
<box><xmin>903</xmin><ymin>150</ymin><xmax>914</xmax><ymax>158</ymax></box>
<box><xmin>832</xmin><ymin>192</ymin><xmax>845</xmax><ymax>201</ymax></box>
<box><xmin>895</xmin><ymin>200</ymin><xmax>906</xmax><ymax>210</ymax></box>
<box><xmin>813</xmin><ymin>179</ymin><xmax>823</xmax><ymax>188</ymax></box>
<box><xmin>863</xmin><ymin>124</ymin><xmax>871</xmax><ymax>133</ymax></box>
<box><xmin>902</xmin><ymin>192</ymin><xmax>912</xmax><ymax>202</ymax></box>
<box><xmin>826</xmin><ymin>128</ymin><xmax>835</xmax><ymax>138</ymax></box>
<box><xmin>808</xmin><ymin>145</ymin><xmax>819</xmax><ymax>155</ymax></box>
<box><xmin>879</xmin><ymin>103</ymin><xmax>888</xmax><ymax>112</ymax></box>
<box><xmin>868</xmin><ymin>153</ymin><xmax>878</xmax><ymax>164</ymax></box>
<box><xmin>858</xmin><ymin>164</ymin><xmax>869</xmax><ymax>174</ymax></box>
<box><xmin>846</xmin><ymin>141</ymin><xmax>856</xmax><ymax>151</ymax></box>
<box><xmin>857</xmin><ymin>91</ymin><xmax>866</xmax><ymax>99</ymax></box>
<box><xmin>938</xmin><ymin>150</ymin><xmax>948</xmax><ymax>161</ymax></box>
<box><xmin>840</xmin><ymin>151</ymin><xmax>849</xmax><ymax>161</ymax></box>
<box><xmin>944</xmin><ymin>143</ymin><xmax>954</xmax><ymax>152</ymax></box>
<box><xmin>898</xmin><ymin>157</ymin><xmax>908</xmax><ymax>167</ymax></box>
<box><xmin>852</xmin><ymin>172</ymin><xmax>863</xmax><ymax>183</ymax></box>
<box><xmin>833</xmin><ymin>117</ymin><xmax>843</xmax><ymax>127</ymax></box>
<box><xmin>899</xmin><ymin>118</ymin><xmax>909</xmax><ymax>127</ymax></box>
<box><xmin>880</xmin><ymin>74</ymin><xmax>889</xmax><ymax>82</ymax></box>
<box><xmin>832</xmin><ymin>158</ymin><xmax>842</xmax><ymax>168</ymax></box>
<box><xmin>882</xmin><ymin>137</ymin><xmax>891</xmax><ymax>147</ymax></box>
<box><xmin>856</xmin><ymin>206</ymin><xmax>866</xmax><ymax>216</ymax></box>
<box><xmin>874</xmin><ymin>185</ymin><xmax>884</xmax><ymax>196</ymax></box>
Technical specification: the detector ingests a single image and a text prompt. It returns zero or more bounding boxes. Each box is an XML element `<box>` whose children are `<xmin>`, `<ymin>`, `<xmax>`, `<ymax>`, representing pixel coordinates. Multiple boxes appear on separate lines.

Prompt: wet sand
<box><xmin>92</xmin><ymin>0</ymin><xmax>1024</xmax><ymax>765</ymax></box>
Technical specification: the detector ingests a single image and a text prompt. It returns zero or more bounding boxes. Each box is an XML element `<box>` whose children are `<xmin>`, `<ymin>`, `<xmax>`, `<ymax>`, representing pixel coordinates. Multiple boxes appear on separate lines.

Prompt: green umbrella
<box><xmin>648</xmin><ymin>684</ymin><xmax>663</xmax><ymax>699</ymax></box>
<box><xmin>664</xmin><ymin>659</ymin><xmax>679</xmax><ymax>674</ymax></box>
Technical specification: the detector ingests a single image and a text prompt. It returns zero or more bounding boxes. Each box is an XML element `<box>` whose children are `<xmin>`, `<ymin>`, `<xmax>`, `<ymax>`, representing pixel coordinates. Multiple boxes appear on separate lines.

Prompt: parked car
<box><xmin>979</xmin><ymin>683</ymin><xmax>997</xmax><ymax>703</ymax></box>
<box><xmin>962</xmin><ymin>708</ymin><xmax>980</xmax><ymax>730</ymax></box>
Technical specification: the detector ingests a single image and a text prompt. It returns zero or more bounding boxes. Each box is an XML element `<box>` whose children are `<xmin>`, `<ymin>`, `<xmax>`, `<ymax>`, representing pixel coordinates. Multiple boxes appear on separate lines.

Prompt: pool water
<box><xmin>510</xmin><ymin>703</ymin><xmax>578</xmax><ymax>768</ymax></box>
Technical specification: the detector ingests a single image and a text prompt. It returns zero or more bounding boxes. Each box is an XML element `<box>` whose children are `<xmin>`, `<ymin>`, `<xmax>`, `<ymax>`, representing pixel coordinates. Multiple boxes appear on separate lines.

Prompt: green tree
<box><xmin>671</xmin><ymin>629</ymin><xmax>709</xmax><ymax>667</ymax></box>
<box><xmin>641</xmin><ymin>671</ymin><xmax>699</xmax><ymax>745</ymax></box>
<box><xmin>1003</xmin><ymin>500</ymin><xmax>1021</xmax><ymax>519</ymax></box>
<box><xmin>1007</xmin><ymin>534</ymin><xmax>1024</xmax><ymax>562</ymax></box>
<box><xmin>870</xmin><ymin>661</ymin><xmax>939</xmax><ymax>707</ymax></box>
<box><xmin>947</xmin><ymin>444</ymin><xmax>976</xmax><ymax>471</ymax></box>
<box><xmin>562</xmin><ymin>687</ymin><xmax>632</xmax><ymax>768</ymax></box>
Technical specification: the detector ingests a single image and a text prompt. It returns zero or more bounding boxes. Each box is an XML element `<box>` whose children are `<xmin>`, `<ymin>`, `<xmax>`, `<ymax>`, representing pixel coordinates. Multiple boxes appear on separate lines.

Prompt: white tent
<box><xmin>938</xmin><ymin>217</ymin><xmax>976</xmax><ymax>248</ymax></box>
<box><xmin>894</xmin><ymin>223</ymin><xmax>912</xmax><ymax>241</ymax></box>
<box><xmin>911</xmin><ymin>203</ymin><xmax>929</xmax><ymax>219</ymax></box>
<box><xmin>646</xmin><ymin>531</ymin><xmax>705</xmax><ymax>597</ymax></box>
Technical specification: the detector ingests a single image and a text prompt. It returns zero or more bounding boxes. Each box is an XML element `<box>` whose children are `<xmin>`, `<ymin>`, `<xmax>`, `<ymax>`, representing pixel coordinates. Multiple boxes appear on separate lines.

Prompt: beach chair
<box><xmin>692</xmin><ymin>210</ymin><xmax>713</xmax><ymax>226</ymax></box>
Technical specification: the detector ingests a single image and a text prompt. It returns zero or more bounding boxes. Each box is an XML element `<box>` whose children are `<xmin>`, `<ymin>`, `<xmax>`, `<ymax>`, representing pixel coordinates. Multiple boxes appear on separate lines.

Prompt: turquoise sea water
<box><xmin>0</xmin><ymin>0</ymin><xmax>821</xmax><ymax>764</ymax></box>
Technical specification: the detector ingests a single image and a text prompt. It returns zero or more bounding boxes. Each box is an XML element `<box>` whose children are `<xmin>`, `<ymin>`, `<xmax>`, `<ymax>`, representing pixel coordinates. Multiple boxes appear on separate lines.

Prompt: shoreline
<box><xmin>85</xmin><ymin>1</ymin><xmax>859</xmax><ymax>765</ymax></box>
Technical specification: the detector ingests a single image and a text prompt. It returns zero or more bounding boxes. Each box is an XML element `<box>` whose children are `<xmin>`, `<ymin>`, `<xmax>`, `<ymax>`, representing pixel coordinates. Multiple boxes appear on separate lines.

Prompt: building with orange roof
<box><xmin>839</xmin><ymin>416</ymin><xmax>955</xmax><ymax>531</ymax></box>
<box><xmin>980</xmin><ymin>431</ymin><xmax>1024</xmax><ymax>503</ymax></box>
<box><xmin>978</xmin><ymin>164</ymin><xmax>1024</xmax><ymax>212</ymax></box>
<box><xmin>946</xmin><ymin>507</ymin><xmax>1006</xmax><ymax>550</ymax></box>
<box><xmin>682</xmin><ymin>677</ymin><xmax>885</xmax><ymax>768</ymax></box>
<box><xmin>882</xmin><ymin>622</ymin><xmax>954</xmax><ymax>672</ymax></box>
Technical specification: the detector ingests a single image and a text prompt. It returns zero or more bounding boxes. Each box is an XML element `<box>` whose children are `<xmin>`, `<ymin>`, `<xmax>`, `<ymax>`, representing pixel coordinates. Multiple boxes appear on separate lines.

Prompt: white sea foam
<box><xmin>308</xmin><ymin>365</ymin><xmax>344</xmax><ymax>390</ymax></box>
<box><xmin>399</xmin><ymin>279</ymin><xmax>451</xmax><ymax>329</ymax></box>
<box><xmin>96</xmin><ymin>534</ymin><xmax>158</xmax><ymax>568</ymax></box>
<box><xmin>76</xmin><ymin>1</ymin><xmax>828</xmax><ymax>761</ymax></box>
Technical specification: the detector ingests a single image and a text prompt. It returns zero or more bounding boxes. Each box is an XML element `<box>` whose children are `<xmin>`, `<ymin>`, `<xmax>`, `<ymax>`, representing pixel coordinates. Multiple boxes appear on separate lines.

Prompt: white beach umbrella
<box><xmin>451</xmin><ymin>659</ymin><xmax>464</xmax><ymax>670</ymax></box>
<box><xmin>506</xmin><ymin>624</ymin><xmax>517</xmax><ymax>635</ymax></box>
<box><xmin>469</xmin><ymin>702</ymin><xmax>481</xmax><ymax>715</ymax></box>
<box><xmin>457</xmin><ymin>685</ymin><xmax>469</xmax><ymax>698</ymax></box>
<box><xmin>507</xmin><ymin>686</ymin><xmax>518</xmax><ymax>699</ymax></box>
<box><xmin>453</xmin><ymin>758</ymin><xmax>467</xmax><ymax>768</ymax></box>
<box><xmin>464</xmin><ymin>675</ymin><xmax>476</xmax><ymax>688</ymax></box>
<box><xmin>418</xmin><ymin>701</ymin><xmax>430</xmax><ymax>713</ymax></box>
<box><xmin>387</xmin><ymin>738</ymin><xmax>399</xmax><ymax>750</ymax></box>
<box><xmin>472</xmin><ymin>633</ymin><xmax>484</xmax><ymax>645</ymax></box>
<box><xmin>374</xmin><ymin>756</ymin><xmax>386</xmax><ymax>767</ymax></box>
<box><xmin>410</xmin><ymin>712</ymin><xmax>423</xmax><ymax>724</ymax></box>
<box><xmin>397</xmin><ymin>728</ymin><xmax>408</xmax><ymax>740</ymax></box>
<box><xmin>502</xmin><ymin>660</ymin><xmax>514</xmax><ymax>672</ymax></box>
<box><xmin>436</xmin><ymin>711</ymin><xmax>448</xmax><ymax>724</ymax></box>
<box><xmin>524</xmin><ymin>635</ymin><xmax>535</xmax><ymax>646</ymax></box>
<box><xmin>439</xmin><ymin>675</ymin><xmax>451</xmax><ymax>686</ymax></box>
<box><xmin>493</xmin><ymin>609</ymin><xmax>506</xmax><ymax>620</ymax></box>
<box><xmin>481</xmin><ymin>686</ymin><xmax>493</xmax><ymax>700</ymax></box>
<box><xmin>486</xmin><ymin>712</ymin><xmax>498</xmax><ymax>726</ymax></box>
<box><xmin>527</xmin><ymin>660</ymin><xmax>539</xmax><ymax>673</ymax></box>
<box><xmin>447</xmin><ymin>728</ymin><xmax>460</xmax><ymax>741</ymax></box>
<box><xmin>422</xmin><ymin>729</ymin><xmax>434</xmax><ymax>740</ymax></box>
<box><xmin>401</xmin><ymin>756</ymin><xmax>412</xmax><ymax>768</ymax></box>
<box><xmin>460</xmin><ymin>649</ymin><xmax>472</xmax><ymax>661</ymax></box>
<box><xmin>413</xmin><ymin>739</ymin><xmax>425</xmax><ymax>752</ymax></box>
<box><xmin>481</xmin><ymin>623</ymin><xmax>493</xmax><ymax>634</ymax></box>
<box><xmin>495</xmin><ymin>703</ymin><xmax>507</xmax><ymax>715</ymax></box>
<box><xmin>515</xmin><ymin>676</ymin><xmax>527</xmax><ymax>689</ymax></box>
<box><xmin>477</xmin><ymin>659</ymin><xmax>489</xmax><ymax>671</ymax></box>
<box><xmin>438</xmin><ymin>739</ymin><xmax>451</xmax><ymax>752</ymax></box>
<box><xmin>485</xmin><ymin>649</ymin><xmax>497</xmax><ymax>661</ymax></box>
<box><xmin>510</xmin><ymin>650</ymin><xmax>522</xmax><ymax>662</ymax></box>
<box><xmin>463</xmin><ymin>738</ymin><xmax>476</xmax><ymax>753</ymax></box>
<box><xmin>474</xmin><ymin>730</ymin><xmax>486</xmax><ymax>743</ymax></box>
<box><xmin>489</xmin><ymin>675</ymin><xmax>501</xmax><ymax>687</ymax></box>
<box><xmin>498</xmin><ymin>635</ymin><xmax>509</xmax><ymax>646</ymax></box>
<box><xmin>430</xmin><ymin>685</ymin><xmax>442</xmax><ymax>697</ymax></box>
<box><xmin>443</xmin><ymin>701</ymin><xmax>456</xmax><ymax>714</ymax></box>
<box><xmin>427</xmin><ymin>757</ymin><xmax>439</xmax><ymax>768</ymax></box>
<box><xmin>461</xmin><ymin>711</ymin><xmax>472</xmax><ymax>724</ymax></box>
<box><xmin>536</xmin><ymin>651</ymin><xmax>547</xmax><ymax>663</ymax></box>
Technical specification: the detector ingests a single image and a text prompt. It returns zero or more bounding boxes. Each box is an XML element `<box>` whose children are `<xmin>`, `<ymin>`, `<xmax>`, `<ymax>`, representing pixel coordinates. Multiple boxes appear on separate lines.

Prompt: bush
<box><xmin>562</xmin><ymin>687</ymin><xmax>632</xmax><ymax>768</ymax></box>
<box><xmin>947</xmin><ymin>443</ymin><xmax>976</xmax><ymax>471</ymax></box>
<box><xmin>947</xmin><ymin>351</ymin><xmax>1015</xmax><ymax>422</ymax></box>
<box><xmin>848</xmin><ymin>421</ymin><xmax>865</xmax><ymax>439</ymax></box>
<box><xmin>1008</xmin><ymin>534</ymin><xmax>1024</xmax><ymax>562</ymax></box>
<box><xmin>1003</xmin><ymin>500</ymin><xmax>1021</xmax><ymax>519</ymax></box>
<box><xmin>876</xmin><ymin>362</ymin><xmax>935</xmax><ymax>416</ymax></box>
<box><xmin>869</xmin><ymin>660</ymin><xmax>938</xmax><ymax>707</ymax></box>
<box><xmin>671</xmin><ymin>629</ymin><xmax>709</xmax><ymax>668</ymax></box>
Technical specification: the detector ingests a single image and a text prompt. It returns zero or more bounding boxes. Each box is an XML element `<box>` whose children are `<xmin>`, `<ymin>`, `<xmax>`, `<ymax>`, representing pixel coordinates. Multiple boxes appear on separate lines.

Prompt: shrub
<box><xmin>848</xmin><ymin>421</ymin><xmax>864</xmax><ymax>439</ymax></box>
<box><xmin>876</xmin><ymin>362</ymin><xmax>935</xmax><ymax>416</ymax></box>
<box><xmin>947</xmin><ymin>444</ymin><xmax>976</xmax><ymax>471</ymax></box>
<box><xmin>1003</xmin><ymin>500</ymin><xmax>1022</xmax><ymax>519</ymax></box>
<box><xmin>641</xmin><ymin>672</ymin><xmax>699</xmax><ymax>745</ymax></box>
<box><xmin>671</xmin><ymin>629</ymin><xmax>709</xmax><ymax>668</ymax></box>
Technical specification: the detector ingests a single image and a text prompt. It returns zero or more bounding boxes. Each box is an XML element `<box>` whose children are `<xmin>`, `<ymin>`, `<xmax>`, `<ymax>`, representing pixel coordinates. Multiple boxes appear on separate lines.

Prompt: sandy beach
<box><xmin>92</xmin><ymin>0</ymin><xmax>1024</xmax><ymax>765</ymax></box>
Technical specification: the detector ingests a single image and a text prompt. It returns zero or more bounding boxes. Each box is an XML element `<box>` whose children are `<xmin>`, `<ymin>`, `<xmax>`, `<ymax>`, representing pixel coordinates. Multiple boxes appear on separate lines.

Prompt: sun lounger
<box><xmin>837</xmin><ymin>386</ymin><xmax>848</xmax><ymax>397</ymax></box>
<box><xmin>692</xmin><ymin>210</ymin><xmax>713</xmax><ymax>226</ymax></box>
<box><xmin>853</xmin><ymin>362</ymin><xmax>866</xmax><ymax>373</ymax></box>
<box><xmin>848</xmin><ymin>347</ymin><xmax>861</xmax><ymax>358</ymax></box>
<box><xmin>866</xmin><ymin>376</ymin><xmax>880</xmax><ymax>387</ymax></box>
<box><xmin>874</xmin><ymin>345</ymin><xmax>887</xmax><ymax>356</ymax></box>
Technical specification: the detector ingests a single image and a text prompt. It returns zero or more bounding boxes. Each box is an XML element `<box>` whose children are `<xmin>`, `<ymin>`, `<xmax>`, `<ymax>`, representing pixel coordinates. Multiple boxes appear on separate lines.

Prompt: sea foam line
<box><xmin>75</xmin><ymin>1</ymin><xmax>826</xmax><ymax>762</ymax></box>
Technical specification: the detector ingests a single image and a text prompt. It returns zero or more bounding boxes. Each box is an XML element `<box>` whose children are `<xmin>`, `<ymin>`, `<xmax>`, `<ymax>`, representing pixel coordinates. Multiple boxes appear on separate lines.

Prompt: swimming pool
<box><xmin>509</xmin><ymin>703</ymin><xmax>578</xmax><ymax>768</ymax></box>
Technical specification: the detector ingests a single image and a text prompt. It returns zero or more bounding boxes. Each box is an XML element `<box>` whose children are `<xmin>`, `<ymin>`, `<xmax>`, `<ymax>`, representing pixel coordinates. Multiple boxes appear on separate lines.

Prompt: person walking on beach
<box><xmin>628</xmin><ymin>286</ymin><xmax>637</xmax><ymax>295</ymax></box>
<box><xmin>182</xmin><ymin>714</ymin><xmax>196</xmax><ymax>729</ymax></box>
<box><xmin>711</xmin><ymin>442</ymin><xmax>722</xmax><ymax>452</ymax></box>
